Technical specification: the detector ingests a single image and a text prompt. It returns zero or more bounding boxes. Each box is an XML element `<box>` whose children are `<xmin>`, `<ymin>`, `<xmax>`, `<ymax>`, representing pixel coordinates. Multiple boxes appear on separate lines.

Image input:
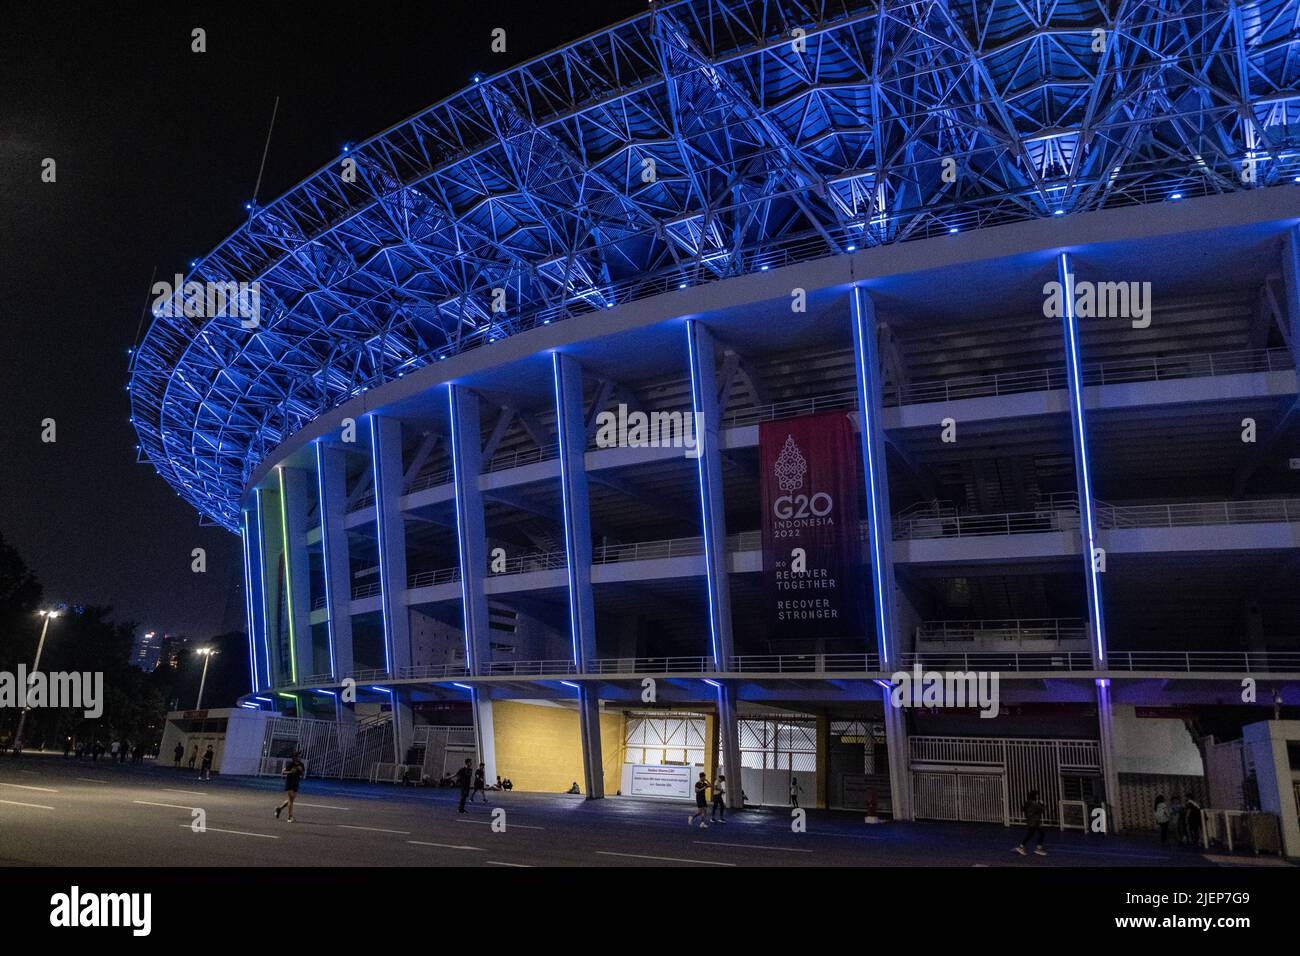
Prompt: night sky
<box><xmin>0</xmin><ymin>0</ymin><xmax>646</xmax><ymax>642</ymax></box>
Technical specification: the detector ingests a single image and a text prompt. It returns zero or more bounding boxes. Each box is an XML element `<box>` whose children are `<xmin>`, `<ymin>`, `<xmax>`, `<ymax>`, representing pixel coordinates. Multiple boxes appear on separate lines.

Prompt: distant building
<box><xmin>130</xmin><ymin>630</ymin><xmax>163</xmax><ymax>672</ymax></box>
<box><xmin>157</xmin><ymin>633</ymin><xmax>192</xmax><ymax>671</ymax></box>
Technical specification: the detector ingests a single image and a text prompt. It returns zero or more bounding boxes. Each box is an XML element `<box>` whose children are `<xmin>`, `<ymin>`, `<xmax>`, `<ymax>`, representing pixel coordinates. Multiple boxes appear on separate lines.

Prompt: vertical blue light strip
<box><xmin>850</xmin><ymin>287</ymin><xmax>894</xmax><ymax>670</ymax></box>
<box><xmin>551</xmin><ymin>352</ymin><xmax>583</xmax><ymax>667</ymax></box>
<box><xmin>446</xmin><ymin>385</ymin><xmax>476</xmax><ymax>668</ymax></box>
<box><xmin>314</xmin><ymin>442</ymin><xmax>339</xmax><ymax>679</ymax></box>
<box><xmin>253</xmin><ymin>489</ymin><xmax>273</xmax><ymax>688</ymax></box>
<box><xmin>1058</xmin><ymin>252</ymin><xmax>1108</xmax><ymax>666</ymax></box>
<box><xmin>240</xmin><ymin>509</ymin><xmax>259</xmax><ymax>693</ymax></box>
<box><xmin>685</xmin><ymin>321</ymin><xmax>722</xmax><ymax>666</ymax></box>
<box><xmin>367</xmin><ymin>415</ymin><xmax>395</xmax><ymax>674</ymax></box>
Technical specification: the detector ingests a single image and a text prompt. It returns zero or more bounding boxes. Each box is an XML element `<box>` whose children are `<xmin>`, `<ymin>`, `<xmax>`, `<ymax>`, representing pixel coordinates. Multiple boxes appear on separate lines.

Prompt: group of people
<box><xmin>63</xmin><ymin>737</ymin><xmax>147</xmax><ymax>764</ymax></box>
<box><xmin>454</xmin><ymin>760</ymin><xmax>495</xmax><ymax>811</ymax></box>
<box><xmin>172</xmin><ymin>742</ymin><xmax>216</xmax><ymax>779</ymax></box>
<box><xmin>1153</xmin><ymin>793</ymin><xmax>1204</xmax><ymax>846</ymax></box>
<box><xmin>687</xmin><ymin>772</ymin><xmax>729</xmax><ymax>827</ymax></box>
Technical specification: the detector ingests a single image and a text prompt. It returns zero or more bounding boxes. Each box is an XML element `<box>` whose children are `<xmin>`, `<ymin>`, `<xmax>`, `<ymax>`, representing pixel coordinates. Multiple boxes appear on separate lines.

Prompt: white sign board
<box><xmin>628</xmin><ymin>763</ymin><xmax>694</xmax><ymax>799</ymax></box>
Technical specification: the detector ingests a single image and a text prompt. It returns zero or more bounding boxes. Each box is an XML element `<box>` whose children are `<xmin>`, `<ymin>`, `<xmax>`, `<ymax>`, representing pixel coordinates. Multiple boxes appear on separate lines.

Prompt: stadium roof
<box><xmin>129</xmin><ymin>0</ymin><xmax>1300</xmax><ymax>531</ymax></box>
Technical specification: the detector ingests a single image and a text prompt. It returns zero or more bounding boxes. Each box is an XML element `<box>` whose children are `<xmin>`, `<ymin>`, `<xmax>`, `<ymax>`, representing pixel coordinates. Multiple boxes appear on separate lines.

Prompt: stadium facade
<box><xmin>131</xmin><ymin>0</ymin><xmax>1300</xmax><ymax>840</ymax></box>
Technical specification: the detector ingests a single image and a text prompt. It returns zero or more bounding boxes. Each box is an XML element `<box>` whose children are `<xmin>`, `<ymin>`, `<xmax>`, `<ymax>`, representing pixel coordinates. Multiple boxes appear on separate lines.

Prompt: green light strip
<box><xmin>277</xmin><ymin>468</ymin><xmax>299</xmax><ymax>684</ymax></box>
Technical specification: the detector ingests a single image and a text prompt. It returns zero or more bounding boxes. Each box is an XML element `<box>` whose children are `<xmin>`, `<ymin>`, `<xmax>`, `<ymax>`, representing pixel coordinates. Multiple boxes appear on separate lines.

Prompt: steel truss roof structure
<box><xmin>130</xmin><ymin>0</ymin><xmax>1300</xmax><ymax>531</ymax></box>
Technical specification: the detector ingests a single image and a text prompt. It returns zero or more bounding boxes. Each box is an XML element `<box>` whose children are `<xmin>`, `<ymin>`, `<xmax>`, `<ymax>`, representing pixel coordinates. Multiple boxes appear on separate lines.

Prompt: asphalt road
<box><xmin>0</xmin><ymin>754</ymin><xmax>1266</xmax><ymax>867</ymax></box>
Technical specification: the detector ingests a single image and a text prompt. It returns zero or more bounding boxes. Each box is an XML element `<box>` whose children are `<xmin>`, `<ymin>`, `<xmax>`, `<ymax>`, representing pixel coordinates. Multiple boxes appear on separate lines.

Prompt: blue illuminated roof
<box><xmin>129</xmin><ymin>0</ymin><xmax>1300</xmax><ymax>531</ymax></box>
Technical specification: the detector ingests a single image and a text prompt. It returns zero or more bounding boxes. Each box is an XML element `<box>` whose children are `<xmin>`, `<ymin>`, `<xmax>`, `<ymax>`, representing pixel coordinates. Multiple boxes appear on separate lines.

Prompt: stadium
<box><xmin>129</xmin><ymin>0</ymin><xmax>1300</xmax><ymax>845</ymax></box>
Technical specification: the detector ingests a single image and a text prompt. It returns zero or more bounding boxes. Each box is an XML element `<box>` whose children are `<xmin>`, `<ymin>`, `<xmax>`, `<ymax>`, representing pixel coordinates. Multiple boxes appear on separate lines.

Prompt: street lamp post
<box><xmin>195</xmin><ymin>648</ymin><xmax>218</xmax><ymax>710</ymax></box>
<box><xmin>12</xmin><ymin>609</ymin><xmax>59</xmax><ymax>753</ymax></box>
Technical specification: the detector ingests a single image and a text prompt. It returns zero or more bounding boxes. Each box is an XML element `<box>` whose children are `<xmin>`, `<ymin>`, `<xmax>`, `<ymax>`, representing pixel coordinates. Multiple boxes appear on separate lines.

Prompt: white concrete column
<box><xmin>851</xmin><ymin>286</ymin><xmax>913</xmax><ymax>821</ymax></box>
<box><xmin>368</xmin><ymin>414</ymin><xmax>412</xmax><ymax>676</ymax></box>
<box><xmin>278</xmin><ymin>466</ymin><xmax>315</xmax><ymax>685</ymax></box>
<box><xmin>315</xmin><ymin>442</ymin><xmax>354</xmax><ymax>684</ymax></box>
<box><xmin>553</xmin><ymin>351</ymin><xmax>603</xmax><ymax>799</ymax></box>
<box><xmin>448</xmin><ymin>385</ymin><xmax>491</xmax><ymax>674</ymax></box>
<box><xmin>685</xmin><ymin>319</ymin><xmax>743</xmax><ymax>807</ymax></box>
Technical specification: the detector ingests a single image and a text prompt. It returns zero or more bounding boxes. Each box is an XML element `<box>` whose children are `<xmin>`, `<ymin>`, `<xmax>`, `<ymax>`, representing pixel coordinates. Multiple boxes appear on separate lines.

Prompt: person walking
<box><xmin>1153</xmin><ymin>794</ymin><xmax>1171</xmax><ymax>844</ymax></box>
<box><xmin>688</xmin><ymin>772</ymin><xmax>710</xmax><ymax>828</ymax></box>
<box><xmin>275</xmin><ymin>752</ymin><xmax>305</xmax><ymax>822</ymax></box>
<box><xmin>1012</xmin><ymin>789</ymin><xmax>1048</xmax><ymax>856</ymax></box>
<box><xmin>188</xmin><ymin>745</ymin><xmax>198</xmax><ymax>769</ymax></box>
<box><xmin>455</xmin><ymin>758</ymin><xmax>474</xmax><ymax>813</ymax></box>
<box><xmin>199</xmin><ymin>745</ymin><xmax>215</xmax><ymax>781</ymax></box>
<box><xmin>789</xmin><ymin>776</ymin><xmax>802</xmax><ymax>808</ymax></box>
<box><xmin>470</xmin><ymin>762</ymin><xmax>489</xmax><ymax>804</ymax></box>
<box><xmin>110</xmin><ymin>740</ymin><xmax>119</xmax><ymax>762</ymax></box>
<box><xmin>710</xmin><ymin>774</ymin><xmax>728</xmax><ymax>823</ymax></box>
<box><xmin>173</xmin><ymin>742</ymin><xmax>184</xmax><ymax>768</ymax></box>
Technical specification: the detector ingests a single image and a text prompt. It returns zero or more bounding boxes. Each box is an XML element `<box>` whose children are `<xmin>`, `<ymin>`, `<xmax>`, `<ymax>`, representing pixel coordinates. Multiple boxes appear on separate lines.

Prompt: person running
<box><xmin>199</xmin><ymin>745</ymin><xmax>215</xmax><ymax>780</ymax></box>
<box><xmin>688</xmin><ymin>772</ymin><xmax>710</xmax><ymax>828</ymax></box>
<box><xmin>1013</xmin><ymin>789</ymin><xmax>1048</xmax><ymax>856</ymax></box>
<box><xmin>275</xmin><ymin>752</ymin><xmax>305</xmax><ymax>822</ymax></box>
<box><xmin>789</xmin><ymin>776</ymin><xmax>802</xmax><ymax>808</ymax></box>
<box><xmin>710</xmin><ymin>774</ymin><xmax>728</xmax><ymax>823</ymax></box>
<box><xmin>173</xmin><ymin>742</ymin><xmax>184</xmax><ymax>768</ymax></box>
<box><xmin>455</xmin><ymin>758</ymin><xmax>474</xmax><ymax>813</ymax></box>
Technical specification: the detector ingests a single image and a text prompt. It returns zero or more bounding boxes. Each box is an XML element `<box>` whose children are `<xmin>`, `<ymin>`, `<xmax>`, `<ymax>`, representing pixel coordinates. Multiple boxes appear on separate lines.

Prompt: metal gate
<box><xmin>913</xmin><ymin>771</ymin><xmax>1006</xmax><ymax>823</ymax></box>
<box><xmin>909</xmin><ymin>736</ymin><xmax>1101</xmax><ymax>825</ymax></box>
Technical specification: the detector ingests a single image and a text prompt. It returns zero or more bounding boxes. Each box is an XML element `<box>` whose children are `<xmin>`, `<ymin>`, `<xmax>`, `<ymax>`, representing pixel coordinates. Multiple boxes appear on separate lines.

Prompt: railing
<box><xmin>484</xmin><ymin>659</ymin><xmax>578</xmax><ymax>676</ymax></box>
<box><xmin>587</xmin><ymin>657</ymin><xmax>713</xmax><ymax>674</ymax></box>
<box><xmin>1096</xmin><ymin>498</ymin><xmax>1300</xmax><ymax>529</ymax></box>
<box><xmin>485</xmin><ymin>443</ymin><xmax>559</xmax><ymax>474</ymax></box>
<box><xmin>902</xmin><ymin>651</ymin><xmax>1095</xmax><ymax>672</ymax></box>
<box><xmin>903</xmin><ymin>650</ymin><xmax>1300</xmax><ymax>674</ymax></box>
<box><xmin>396</xmin><ymin>663</ymin><xmax>470</xmax><ymax>680</ymax></box>
<box><xmin>893</xmin><ymin>504</ymin><xmax>1080</xmax><ymax>539</ymax></box>
<box><xmin>885</xmin><ymin>347</ymin><xmax>1292</xmax><ymax>407</ymax></box>
<box><xmin>262</xmin><ymin>648</ymin><xmax>1300</xmax><ymax>693</ymax></box>
<box><xmin>352</xmin><ymin>581</ymin><xmax>382</xmax><ymax>600</ymax></box>
<box><xmin>1104</xmin><ymin>651</ymin><xmax>1300</xmax><ymax>673</ymax></box>
<box><xmin>405</xmin><ymin>468</ymin><xmax>452</xmax><ymax>494</ymax></box>
<box><xmin>892</xmin><ymin>367</ymin><xmax>1068</xmax><ymax>406</ymax></box>
<box><xmin>408</xmin><ymin>567</ymin><xmax>461</xmax><ymax>589</ymax></box>
<box><xmin>916</xmin><ymin>619</ymin><xmax>1087</xmax><ymax>643</ymax></box>
<box><xmin>730</xmin><ymin>653</ymin><xmax>883</xmax><ymax>673</ymax></box>
<box><xmin>722</xmin><ymin>390</ymin><xmax>858</xmax><ymax>430</ymax></box>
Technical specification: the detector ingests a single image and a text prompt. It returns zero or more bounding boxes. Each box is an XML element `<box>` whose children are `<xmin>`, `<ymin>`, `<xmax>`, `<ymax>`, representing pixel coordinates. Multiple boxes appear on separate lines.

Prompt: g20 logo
<box><xmin>774</xmin><ymin>492</ymin><xmax>833</xmax><ymax>520</ymax></box>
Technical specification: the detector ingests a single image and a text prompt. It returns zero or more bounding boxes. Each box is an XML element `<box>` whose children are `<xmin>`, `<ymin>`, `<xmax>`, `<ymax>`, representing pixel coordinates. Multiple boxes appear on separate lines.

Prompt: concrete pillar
<box><xmin>1281</xmin><ymin>228</ymin><xmax>1300</xmax><ymax>369</ymax></box>
<box><xmin>685</xmin><ymin>319</ymin><xmax>744</xmax><ymax>808</ymax></box>
<box><xmin>392</xmin><ymin>687</ymin><xmax>414</xmax><ymax>767</ymax></box>
<box><xmin>552</xmin><ymin>351</ymin><xmax>603</xmax><ymax>798</ymax></box>
<box><xmin>255</xmin><ymin>486</ymin><xmax>287</xmax><ymax>688</ymax></box>
<box><xmin>1243</xmin><ymin>720</ymin><xmax>1300</xmax><ymax>858</ymax></box>
<box><xmin>448</xmin><ymin>385</ymin><xmax>491</xmax><ymax>674</ymax></box>
<box><xmin>1056</xmin><ymin>252</ymin><xmax>1120</xmax><ymax>827</ymax></box>
<box><xmin>315</xmin><ymin>442</ymin><xmax>354</xmax><ymax>683</ymax></box>
<box><xmin>278</xmin><ymin>466</ymin><xmax>315</xmax><ymax>684</ymax></box>
<box><xmin>473</xmin><ymin>691</ymin><xmax>497</xmax><ymax>783</ymax></box>
<box><xmin>240</xmin><ymin>507</ymin><xmax>267</xmax><ymax>693</ymax></box>
<box><xmin>850</xmin><ymin>286</ymin><xmax>912</xmax><ymax>821</ymax></box>
<box><xmin>1096</xmin><ymin>680</ymin><xmax>1123</xmax><ymax>833</ymax></box>
<box><xmin>368</xmin><ymin>415</ymin><xmax>412</xmax><ymax>676</ymax></box>
<box><xmin>1057</xmin><ymin>252</ymin><xmax>1108</xmax><ymax>670</ymax></box>
<box><xmin>369</xmin><ymin>414</ymin><xmax>412</xmax><ymax>766</ymax></box>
